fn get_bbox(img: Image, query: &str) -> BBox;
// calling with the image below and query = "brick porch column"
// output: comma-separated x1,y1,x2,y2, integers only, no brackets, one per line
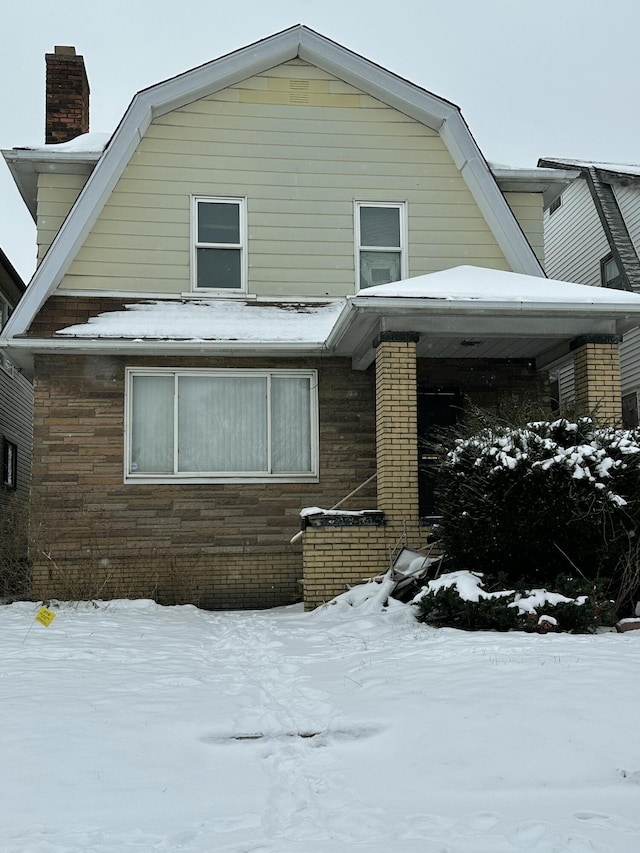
374,332,420,544
571,335,622,425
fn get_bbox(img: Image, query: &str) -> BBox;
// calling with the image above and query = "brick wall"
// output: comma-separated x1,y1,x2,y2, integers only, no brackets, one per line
375,338,420,540
29,352,376,607
302,525,390,610
573,342,622,425
45,47,90,145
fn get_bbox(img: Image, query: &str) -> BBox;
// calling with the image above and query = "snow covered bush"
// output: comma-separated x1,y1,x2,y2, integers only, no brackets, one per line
435,417,640,608
413,571,615,633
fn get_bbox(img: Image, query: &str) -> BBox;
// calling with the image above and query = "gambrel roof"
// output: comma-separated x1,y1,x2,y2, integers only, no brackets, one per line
2,25,545,341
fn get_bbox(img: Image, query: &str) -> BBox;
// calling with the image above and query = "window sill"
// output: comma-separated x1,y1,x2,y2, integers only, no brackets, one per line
124,474,319,485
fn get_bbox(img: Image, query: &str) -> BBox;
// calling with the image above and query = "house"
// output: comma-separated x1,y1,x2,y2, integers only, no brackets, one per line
0,245,32,595
3,27,640,610
538,157,640,425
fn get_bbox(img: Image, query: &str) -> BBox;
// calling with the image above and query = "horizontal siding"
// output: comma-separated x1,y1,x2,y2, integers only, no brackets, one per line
543,178,609,286
59,59,509,297
621,326,640,394
504,192,544,264
613,184,640,257
557,360,575,407
37,173,87,261
0,365,33,514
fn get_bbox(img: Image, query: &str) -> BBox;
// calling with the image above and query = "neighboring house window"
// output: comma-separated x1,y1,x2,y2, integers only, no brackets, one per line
125,368,318,482
601,254,623,289
549,196,562,216
192,197,246,291
356,202,407,290
2,438,17,489
0,296,9,329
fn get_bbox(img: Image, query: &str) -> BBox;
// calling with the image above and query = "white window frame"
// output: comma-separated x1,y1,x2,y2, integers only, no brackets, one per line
190,196,247,293
355,201,408,292
124,367,319,484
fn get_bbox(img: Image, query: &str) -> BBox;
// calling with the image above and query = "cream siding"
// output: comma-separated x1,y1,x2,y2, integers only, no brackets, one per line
543,178,609,286
37,173,87,263
613,183,640,258
503,192,544,265
58,60,510,297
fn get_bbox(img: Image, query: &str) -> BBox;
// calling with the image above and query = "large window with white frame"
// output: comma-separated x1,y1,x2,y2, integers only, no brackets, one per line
192,197,246,292
125,368,318,483
355,201,407,290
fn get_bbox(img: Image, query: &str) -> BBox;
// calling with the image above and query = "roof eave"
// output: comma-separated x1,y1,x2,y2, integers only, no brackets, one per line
2,148,102,221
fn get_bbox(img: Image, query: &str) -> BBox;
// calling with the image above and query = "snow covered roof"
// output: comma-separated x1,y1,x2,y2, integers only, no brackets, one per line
357,265,640,304
2,133,109,220
539,157,640,179
56,298,344,343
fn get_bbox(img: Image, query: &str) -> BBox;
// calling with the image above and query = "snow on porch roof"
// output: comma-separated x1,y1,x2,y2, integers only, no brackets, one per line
354,265,640,304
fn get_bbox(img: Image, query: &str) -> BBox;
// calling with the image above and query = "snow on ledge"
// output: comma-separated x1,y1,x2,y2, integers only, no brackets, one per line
56,299,345,342
300,507,378,518
13,132,110,155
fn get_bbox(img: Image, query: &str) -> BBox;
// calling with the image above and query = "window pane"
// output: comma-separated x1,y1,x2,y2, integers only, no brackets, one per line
196,247,241,289
360,206,400,248
178,376,268,472
360,250,401,288
131,375,174,473
271,377,312,472
197,201,240,244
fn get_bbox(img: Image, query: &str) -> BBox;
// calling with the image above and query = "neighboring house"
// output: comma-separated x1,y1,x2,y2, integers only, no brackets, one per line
539,157,640,424
3,27,640,610
0,245,32,593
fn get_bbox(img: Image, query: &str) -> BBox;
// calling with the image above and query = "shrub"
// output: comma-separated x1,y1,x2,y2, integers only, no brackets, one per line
413,571,615,633
434,417,640,608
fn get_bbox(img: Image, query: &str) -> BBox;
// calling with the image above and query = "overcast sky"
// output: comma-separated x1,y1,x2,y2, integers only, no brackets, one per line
2,0,639,283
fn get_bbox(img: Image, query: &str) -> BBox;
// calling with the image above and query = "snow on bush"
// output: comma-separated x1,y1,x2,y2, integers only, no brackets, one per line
435,417,640,599
412,570,615,633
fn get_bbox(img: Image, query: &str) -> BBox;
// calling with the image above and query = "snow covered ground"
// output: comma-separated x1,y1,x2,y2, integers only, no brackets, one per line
3,594,640,852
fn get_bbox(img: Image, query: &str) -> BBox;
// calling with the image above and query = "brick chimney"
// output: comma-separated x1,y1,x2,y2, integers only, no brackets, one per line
45,46,90,144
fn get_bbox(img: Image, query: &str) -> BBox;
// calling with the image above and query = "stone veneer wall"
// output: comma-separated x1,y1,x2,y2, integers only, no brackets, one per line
29,353,376,608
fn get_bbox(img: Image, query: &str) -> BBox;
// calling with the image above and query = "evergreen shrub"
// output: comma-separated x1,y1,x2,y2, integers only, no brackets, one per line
434,417,640,608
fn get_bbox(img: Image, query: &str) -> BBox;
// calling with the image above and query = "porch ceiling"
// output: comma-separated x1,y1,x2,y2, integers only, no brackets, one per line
327,267,640,370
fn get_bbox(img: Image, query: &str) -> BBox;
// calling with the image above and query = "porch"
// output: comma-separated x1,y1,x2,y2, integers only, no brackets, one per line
301,266,637,608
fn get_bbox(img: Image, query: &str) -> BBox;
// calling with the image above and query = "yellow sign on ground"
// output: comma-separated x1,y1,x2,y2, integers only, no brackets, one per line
35,606,56,627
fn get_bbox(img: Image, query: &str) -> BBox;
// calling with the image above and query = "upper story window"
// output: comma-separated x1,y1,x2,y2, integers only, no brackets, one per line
356,201,407,290
125,368,318,484
192,197,246,292
601,254,623,290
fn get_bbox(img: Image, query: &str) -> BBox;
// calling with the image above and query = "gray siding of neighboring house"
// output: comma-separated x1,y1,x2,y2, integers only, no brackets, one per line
543,178,609,286
612,183,640,260
0,358,33,552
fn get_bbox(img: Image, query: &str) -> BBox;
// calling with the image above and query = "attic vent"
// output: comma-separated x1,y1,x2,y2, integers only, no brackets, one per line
289,79,310,104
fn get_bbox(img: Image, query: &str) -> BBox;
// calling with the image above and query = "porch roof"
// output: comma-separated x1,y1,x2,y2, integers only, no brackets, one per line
7,266,640,376
328,266,640,370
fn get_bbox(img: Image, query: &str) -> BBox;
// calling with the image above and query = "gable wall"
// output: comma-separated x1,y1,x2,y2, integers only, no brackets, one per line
37,173,87,263
57,60,510,298
543,177,609,286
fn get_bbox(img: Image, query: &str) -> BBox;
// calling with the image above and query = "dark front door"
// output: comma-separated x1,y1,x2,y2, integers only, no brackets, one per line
418,387,462,518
